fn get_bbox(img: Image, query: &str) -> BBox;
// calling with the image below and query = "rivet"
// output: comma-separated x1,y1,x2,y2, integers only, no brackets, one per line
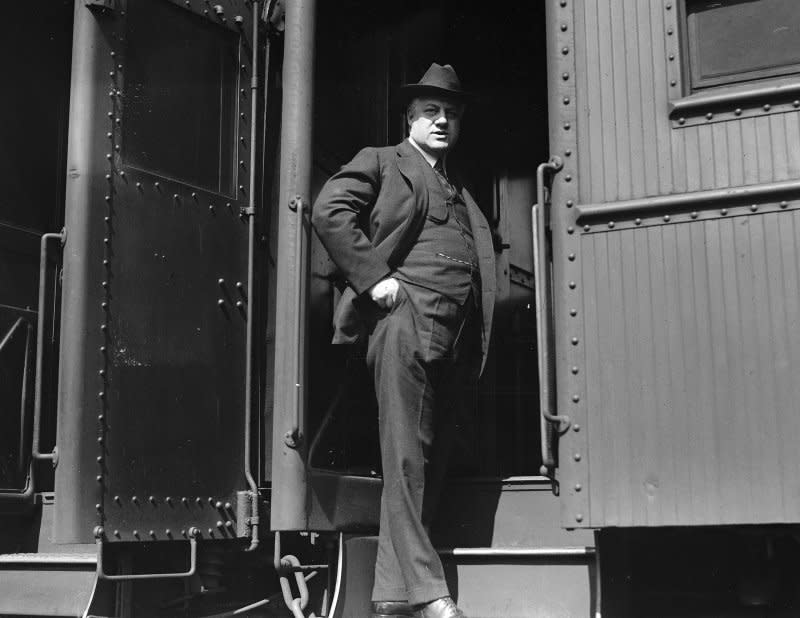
214,4,223,15
608,221,615,228
106,153,112,160
781,201,788,208
678,118,686,125
794,100,800,108
106,132,113,140
236,300,244,308
115,118,121,125
101,281,108,289
561,23,568,31
136,182,142,190
103,237,110,245
562,72,569,81
573,423,581,432
107,112,113,118
565,150,572,157
218,278,225,286
667,27,673,35
166,496,173,505
560,0,566,6
671,80,677,87
97,413,105,422
149,530,156,538
567,226,574,234
234,15,243,24
98,391,105,399
564,122,571,130
571,337,579,345
635,218,642,225
668,54,675,61
571,366,579,374
114,530,121,538
572,394,580,402
100,323,108,331
149,495,156,505
97,436,104,445
110,52,116,58
568,253,576,261
735,108,742,116
764,104,771,111
562,47,569,55
101,302,108,309
114,495,121,504
98,369,106,377
575,514,584,523
133,530,140,538
208,497,215,505
750,204,758,212
96,503,103,511
705,112,713,120
215,501,223,509
185,0,190,4
570,309,577,316
583,225,590,232
566,199,574,207
721,208,728,215
208,528,214,537
132,496,139,504
209,205,215,213
224,502,232,510
225,521,234,529
240,89,246,96
173,193,180,201
182,497,189,506
196,497,203,505
154,182,160,190
565,174,572,182
96,455,103,463
574,452,582,461
119,170,125,179
568,281,576,289
102,260,109,266
218,298,225,307
663,215,670,222
575,483,582,491
691,211,698,219
216,520,224,528
239,185,246,193
236,282,244,290
191,192,197,200
563,96,570,105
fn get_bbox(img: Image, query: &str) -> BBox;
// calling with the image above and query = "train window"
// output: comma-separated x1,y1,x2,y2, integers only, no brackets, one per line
123,0,238,195
684,0,800,90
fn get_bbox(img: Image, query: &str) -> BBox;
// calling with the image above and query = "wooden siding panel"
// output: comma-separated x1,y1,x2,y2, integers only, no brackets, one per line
579,212,800,526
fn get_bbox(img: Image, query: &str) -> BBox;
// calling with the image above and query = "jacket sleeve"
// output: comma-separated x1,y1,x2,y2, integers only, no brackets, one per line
311,147,391,295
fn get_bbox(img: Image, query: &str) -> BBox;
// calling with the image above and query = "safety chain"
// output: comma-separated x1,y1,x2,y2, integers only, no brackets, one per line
278,554,318,618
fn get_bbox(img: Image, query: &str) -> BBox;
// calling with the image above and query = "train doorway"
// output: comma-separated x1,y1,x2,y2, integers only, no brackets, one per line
298,0,551,517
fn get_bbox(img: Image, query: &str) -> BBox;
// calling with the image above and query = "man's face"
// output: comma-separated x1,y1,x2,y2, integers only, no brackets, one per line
407,96,463,157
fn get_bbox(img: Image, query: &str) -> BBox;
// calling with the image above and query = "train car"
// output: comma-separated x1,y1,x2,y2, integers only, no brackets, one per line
2,0,800,616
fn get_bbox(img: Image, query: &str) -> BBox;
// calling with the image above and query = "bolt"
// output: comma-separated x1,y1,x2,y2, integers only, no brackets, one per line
575,514,584,523
750,204,758,212
691,211,698,219
678,118,686,125
735,108,742,116
235,15,243,24
568,226,574,234
571,337,579,345
764,104,771,111
781,201,788,208
568,281,576,289
721,209,727,215
663,215,670,222
574,424,581,432
570,309,578,316
575,483,582,491
571,366,579,374
572,394,580,403
568,253,576,261
574,452,582,461
608,221,615,228
566,199,574,207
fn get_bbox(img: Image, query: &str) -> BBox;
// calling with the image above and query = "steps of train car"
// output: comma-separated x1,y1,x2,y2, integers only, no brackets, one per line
332,535,598,618
0,494,115,617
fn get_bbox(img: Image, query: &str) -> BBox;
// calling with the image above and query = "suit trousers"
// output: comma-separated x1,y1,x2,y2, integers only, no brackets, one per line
367,280,481,605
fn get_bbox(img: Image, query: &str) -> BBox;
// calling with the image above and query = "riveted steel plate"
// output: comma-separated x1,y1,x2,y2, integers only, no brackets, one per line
57,0,255,543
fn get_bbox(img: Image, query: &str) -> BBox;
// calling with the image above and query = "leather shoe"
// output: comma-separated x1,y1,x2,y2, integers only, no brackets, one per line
372,600,414,617
414,596,465,618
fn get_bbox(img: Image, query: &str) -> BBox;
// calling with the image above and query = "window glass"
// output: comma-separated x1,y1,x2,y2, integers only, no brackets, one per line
124,0,238,195
686,0,800,89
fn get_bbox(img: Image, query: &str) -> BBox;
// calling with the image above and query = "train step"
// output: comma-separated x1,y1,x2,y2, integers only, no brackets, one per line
330,535,599,618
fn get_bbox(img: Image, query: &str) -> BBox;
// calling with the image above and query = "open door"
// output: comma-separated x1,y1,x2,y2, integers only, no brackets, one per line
56,0,257,544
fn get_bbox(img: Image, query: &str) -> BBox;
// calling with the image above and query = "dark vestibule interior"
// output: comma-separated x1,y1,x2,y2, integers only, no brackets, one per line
306,1,550,479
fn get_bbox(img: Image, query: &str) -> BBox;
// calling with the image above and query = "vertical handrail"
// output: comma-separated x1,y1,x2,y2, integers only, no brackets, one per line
242,0,262,553
285,196,306,449
532,158,569,471
33,230,65,466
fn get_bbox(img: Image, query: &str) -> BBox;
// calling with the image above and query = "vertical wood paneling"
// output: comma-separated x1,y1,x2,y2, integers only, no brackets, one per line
579,211,800,526
574,0,800,204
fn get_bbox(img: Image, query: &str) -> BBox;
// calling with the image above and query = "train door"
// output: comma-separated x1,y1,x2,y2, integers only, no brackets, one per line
56,0,258,547
546,0,800,528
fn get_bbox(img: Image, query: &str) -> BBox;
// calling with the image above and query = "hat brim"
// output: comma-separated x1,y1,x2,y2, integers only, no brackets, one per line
397,84,471,104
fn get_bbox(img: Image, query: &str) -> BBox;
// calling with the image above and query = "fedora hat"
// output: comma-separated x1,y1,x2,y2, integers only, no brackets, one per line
399,63,470,102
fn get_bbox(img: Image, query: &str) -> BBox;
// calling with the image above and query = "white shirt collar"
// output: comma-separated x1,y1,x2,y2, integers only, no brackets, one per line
407,137,441,169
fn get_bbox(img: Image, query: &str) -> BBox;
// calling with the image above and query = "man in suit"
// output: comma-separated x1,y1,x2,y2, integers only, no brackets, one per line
312,63,495,618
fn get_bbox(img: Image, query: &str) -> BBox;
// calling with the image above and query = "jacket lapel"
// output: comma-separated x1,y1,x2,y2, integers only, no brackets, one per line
388,141,429,265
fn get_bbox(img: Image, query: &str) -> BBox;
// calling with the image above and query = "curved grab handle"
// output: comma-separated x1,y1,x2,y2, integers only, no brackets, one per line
96,535,198,581
532,158,570,471
33,231,65,466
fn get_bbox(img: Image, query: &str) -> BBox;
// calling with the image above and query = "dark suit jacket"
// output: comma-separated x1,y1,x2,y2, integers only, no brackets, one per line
311,140,496,371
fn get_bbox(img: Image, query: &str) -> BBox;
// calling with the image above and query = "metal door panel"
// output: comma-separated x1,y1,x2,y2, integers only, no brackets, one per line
57,0,254,543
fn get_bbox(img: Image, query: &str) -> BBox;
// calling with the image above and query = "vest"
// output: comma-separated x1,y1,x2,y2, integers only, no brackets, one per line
395,158,481,305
